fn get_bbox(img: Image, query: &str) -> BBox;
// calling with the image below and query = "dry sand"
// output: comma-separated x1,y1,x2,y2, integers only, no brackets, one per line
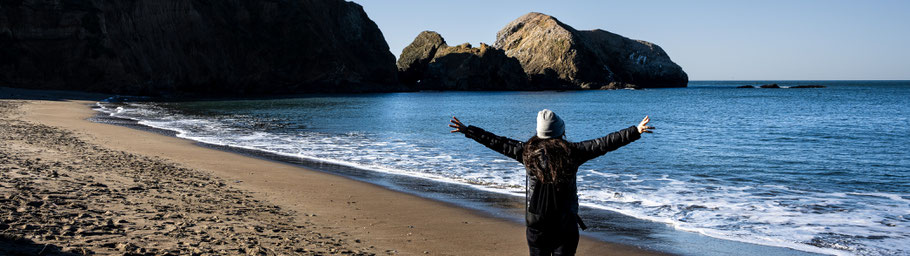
0,88,663,255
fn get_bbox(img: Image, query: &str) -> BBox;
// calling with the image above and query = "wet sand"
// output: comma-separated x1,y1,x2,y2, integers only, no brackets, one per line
0,87,663,255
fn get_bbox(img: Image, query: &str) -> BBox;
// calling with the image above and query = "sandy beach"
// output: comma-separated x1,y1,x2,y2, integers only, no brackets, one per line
0,88,662,255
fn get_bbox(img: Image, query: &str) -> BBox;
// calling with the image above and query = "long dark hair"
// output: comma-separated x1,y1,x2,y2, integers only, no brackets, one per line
522,136,574,184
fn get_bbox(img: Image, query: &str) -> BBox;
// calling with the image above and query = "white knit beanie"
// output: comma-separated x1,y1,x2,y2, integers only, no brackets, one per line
536,109,565,139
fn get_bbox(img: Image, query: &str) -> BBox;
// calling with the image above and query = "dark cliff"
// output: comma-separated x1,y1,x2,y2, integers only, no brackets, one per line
0,0,400,96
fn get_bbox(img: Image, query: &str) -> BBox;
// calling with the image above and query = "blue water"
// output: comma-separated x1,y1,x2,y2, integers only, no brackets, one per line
97,81,910,255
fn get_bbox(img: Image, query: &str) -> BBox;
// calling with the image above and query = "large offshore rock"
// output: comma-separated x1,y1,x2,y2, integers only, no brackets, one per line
396,31,447,87
422,42,528,90
0,0,400,96
397,31,527,90
494,12,687,89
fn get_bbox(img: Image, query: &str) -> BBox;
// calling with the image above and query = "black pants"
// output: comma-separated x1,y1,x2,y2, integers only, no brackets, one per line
526,223,579,256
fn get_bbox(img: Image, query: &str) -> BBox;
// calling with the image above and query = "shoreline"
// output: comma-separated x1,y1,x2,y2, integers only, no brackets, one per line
1,88,663,255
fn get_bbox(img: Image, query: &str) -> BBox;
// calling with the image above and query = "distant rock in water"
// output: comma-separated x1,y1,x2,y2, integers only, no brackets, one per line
737,85,756,88
0,0,399,96
494,12,687,89
790,85,826,88
760,84,781,88
397,31,528,90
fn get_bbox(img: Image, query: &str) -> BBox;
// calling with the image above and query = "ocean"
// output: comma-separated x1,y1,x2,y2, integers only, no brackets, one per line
95,81,909,256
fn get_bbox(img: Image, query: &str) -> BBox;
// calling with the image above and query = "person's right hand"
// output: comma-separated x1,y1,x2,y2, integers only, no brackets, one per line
637,115,654,134
449,116,467,134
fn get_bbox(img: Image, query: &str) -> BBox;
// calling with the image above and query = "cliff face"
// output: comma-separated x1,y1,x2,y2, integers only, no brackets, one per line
494,12,687,89
397,31,527,90
0,0,400,96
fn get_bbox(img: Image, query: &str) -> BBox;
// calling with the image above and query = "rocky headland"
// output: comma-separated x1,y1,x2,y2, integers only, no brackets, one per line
0,0,400,96
3,4,687,95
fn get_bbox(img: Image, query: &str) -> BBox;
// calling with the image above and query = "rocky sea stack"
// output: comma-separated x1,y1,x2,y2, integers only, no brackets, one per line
494,12,688,89
0,0,400,96
397,31,527,90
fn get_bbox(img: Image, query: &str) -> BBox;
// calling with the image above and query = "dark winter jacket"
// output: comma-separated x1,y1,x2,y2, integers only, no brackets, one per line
463,125,640,229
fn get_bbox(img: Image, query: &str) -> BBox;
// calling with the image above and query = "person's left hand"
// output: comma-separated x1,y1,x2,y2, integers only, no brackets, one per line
449,116,467,133
637,115,654,134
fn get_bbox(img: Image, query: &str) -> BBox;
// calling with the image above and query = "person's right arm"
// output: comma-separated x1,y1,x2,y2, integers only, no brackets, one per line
450,117,524,163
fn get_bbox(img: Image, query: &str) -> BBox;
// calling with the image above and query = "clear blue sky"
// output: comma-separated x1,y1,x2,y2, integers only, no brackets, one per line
356,0,910,80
